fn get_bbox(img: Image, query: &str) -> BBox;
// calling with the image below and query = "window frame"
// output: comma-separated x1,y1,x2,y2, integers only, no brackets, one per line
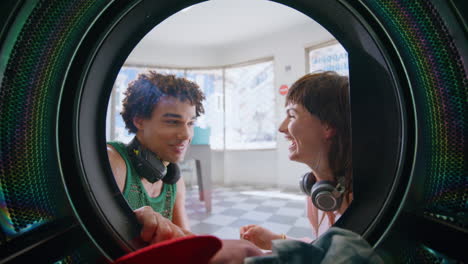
305,39,349,76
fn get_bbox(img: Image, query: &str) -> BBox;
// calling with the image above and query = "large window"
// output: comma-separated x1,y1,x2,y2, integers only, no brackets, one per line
307,40,348,76
225,61,275,149
106,59,275,150
185,69,224,149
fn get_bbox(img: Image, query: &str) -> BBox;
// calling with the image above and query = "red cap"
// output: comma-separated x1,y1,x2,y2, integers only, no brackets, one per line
114,235,222,264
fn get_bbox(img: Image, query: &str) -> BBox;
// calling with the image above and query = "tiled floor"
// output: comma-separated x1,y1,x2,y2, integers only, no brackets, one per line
185,185,316,241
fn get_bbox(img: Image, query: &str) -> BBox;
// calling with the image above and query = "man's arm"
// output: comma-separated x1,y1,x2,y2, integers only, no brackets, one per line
172,177,190,230
134,206,193,244
107,144,127,192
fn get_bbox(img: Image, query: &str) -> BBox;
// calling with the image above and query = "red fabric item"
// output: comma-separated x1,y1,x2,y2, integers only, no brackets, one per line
113,235,222,264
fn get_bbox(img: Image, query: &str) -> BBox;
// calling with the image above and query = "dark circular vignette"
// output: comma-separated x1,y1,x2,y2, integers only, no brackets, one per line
0,0,466,263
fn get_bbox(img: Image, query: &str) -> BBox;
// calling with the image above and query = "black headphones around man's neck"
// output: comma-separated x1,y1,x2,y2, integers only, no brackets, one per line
126,137,180,184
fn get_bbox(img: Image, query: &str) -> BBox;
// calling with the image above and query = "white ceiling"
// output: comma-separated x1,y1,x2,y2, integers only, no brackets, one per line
141,0,320,48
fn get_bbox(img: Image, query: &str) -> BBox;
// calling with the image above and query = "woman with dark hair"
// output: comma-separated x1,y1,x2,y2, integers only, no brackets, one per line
240,71,353,250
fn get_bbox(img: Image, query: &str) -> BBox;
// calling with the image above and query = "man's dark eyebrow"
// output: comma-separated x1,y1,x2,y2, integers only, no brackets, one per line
162,113,182,118
162,113,197,120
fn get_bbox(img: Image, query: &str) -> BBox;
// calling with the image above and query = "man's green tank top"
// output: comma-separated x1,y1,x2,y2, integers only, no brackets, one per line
107,141,177,220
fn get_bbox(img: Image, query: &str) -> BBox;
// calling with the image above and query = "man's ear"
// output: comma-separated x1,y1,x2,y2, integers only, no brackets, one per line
133,116,145,131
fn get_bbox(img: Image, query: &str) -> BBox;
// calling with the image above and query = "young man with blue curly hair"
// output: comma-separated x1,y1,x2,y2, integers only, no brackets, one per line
107,71,205,231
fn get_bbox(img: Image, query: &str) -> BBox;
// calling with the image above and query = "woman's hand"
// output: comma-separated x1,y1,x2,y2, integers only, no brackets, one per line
209,239,264,264
134,206,194,244
239,225,283,250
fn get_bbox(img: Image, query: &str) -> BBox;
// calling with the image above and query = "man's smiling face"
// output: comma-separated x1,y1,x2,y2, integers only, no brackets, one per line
134,96,197,163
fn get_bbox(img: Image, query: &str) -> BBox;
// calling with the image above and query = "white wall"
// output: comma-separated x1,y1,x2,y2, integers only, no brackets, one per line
125,21,336,189
127,41,224,68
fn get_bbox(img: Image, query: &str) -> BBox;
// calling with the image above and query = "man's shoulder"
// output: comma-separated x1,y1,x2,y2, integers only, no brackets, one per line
107,141,125,148
107,142,126,161
106,142,128,191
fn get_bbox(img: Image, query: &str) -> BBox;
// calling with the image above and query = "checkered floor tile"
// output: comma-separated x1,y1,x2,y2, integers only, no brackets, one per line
185,185,316,240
